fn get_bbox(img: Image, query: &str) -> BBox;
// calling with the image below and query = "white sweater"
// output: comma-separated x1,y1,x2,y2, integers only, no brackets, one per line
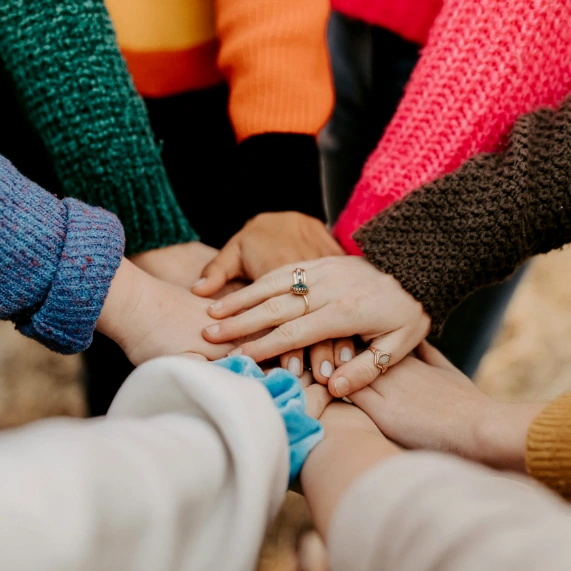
1,356,571,571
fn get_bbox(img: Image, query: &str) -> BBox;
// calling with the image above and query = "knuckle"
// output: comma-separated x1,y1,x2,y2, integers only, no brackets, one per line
277,320,301,343
264,274,283,291
263,297,283,318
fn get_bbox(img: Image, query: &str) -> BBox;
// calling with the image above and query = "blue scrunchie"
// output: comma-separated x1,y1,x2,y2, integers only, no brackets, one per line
215,355,323,483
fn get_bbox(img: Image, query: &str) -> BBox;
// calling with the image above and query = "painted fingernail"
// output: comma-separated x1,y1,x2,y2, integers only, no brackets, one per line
210,301,223,312
334,376,349,397
205,324,220,335
287,357,301,376
228,347,242,356
340,348,353,362
320,360,333,378
193,278,207,288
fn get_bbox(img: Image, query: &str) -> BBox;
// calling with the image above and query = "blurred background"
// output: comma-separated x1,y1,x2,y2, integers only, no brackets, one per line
2,246,571,570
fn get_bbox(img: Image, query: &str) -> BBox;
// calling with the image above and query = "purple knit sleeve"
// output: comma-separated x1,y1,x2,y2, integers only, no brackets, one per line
0,155,125,353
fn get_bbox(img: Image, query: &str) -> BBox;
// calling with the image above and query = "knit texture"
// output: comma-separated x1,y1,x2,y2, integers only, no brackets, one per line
215,356,323,484
0,0,197,256
335,0,571,254
331,0,442,45
214,0,333,141
355,95,571,334
526,393,571,500
0,155,125,354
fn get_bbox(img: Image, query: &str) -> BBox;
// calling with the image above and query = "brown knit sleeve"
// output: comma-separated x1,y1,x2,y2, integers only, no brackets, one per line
526,393,571,500
354,96,571,334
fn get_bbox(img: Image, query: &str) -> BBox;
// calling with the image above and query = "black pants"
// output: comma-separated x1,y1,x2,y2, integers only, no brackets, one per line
320,13,525,378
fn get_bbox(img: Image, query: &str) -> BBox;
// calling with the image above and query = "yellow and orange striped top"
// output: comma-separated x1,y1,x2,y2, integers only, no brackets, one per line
105,0,334,141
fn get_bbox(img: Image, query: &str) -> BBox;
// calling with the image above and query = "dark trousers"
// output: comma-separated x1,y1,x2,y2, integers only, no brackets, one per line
320,13,525,377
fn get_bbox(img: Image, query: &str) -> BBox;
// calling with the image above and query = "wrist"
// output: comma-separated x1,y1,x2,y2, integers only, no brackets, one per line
472,401,545,472
96,258,147,346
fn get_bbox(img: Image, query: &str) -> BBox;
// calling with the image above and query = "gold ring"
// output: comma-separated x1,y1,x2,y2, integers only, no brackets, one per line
367,347,391,374
291,267,309,296
302,294,309,316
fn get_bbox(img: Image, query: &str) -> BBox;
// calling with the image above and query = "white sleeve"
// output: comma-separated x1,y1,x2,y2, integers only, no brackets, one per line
328,452,571,571
0,357,289,571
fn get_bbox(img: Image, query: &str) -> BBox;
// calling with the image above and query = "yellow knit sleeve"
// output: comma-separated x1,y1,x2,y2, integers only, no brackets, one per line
214,0,334,141
526,393,571,500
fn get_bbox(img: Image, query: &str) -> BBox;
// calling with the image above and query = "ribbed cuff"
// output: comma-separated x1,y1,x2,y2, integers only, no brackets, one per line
235,133,326,222
107,166,199,256
215,356,323,484
526,393,571,499
17,198,125,354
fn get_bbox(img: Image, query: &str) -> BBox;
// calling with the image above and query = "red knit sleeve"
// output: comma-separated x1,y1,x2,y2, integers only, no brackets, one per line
334,0,571,254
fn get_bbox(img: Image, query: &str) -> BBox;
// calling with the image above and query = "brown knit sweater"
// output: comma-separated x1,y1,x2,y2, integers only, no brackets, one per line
355,95,571,335
355,95,571,498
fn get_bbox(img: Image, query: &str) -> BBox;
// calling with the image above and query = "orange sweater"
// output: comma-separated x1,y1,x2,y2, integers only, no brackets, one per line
105,0,333,142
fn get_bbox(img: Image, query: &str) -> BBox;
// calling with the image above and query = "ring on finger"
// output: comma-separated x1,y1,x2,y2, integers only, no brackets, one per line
367,347,391,374
291,267,309,295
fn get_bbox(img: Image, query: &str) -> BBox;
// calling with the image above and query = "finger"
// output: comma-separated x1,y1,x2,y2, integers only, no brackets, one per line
179,352,208,362
309,340,335,385
304,383,333,419
328,328,417,398
415,340,459,372
280,348,305,378
192,241,243,297
208,261,319,318
228,307,344,363
333,337,355,368
348,386,386,426
298,369,314,389
204,292,321,343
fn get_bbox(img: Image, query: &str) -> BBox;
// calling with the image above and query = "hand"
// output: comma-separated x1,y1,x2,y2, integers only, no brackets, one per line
350,342,544,472
203,256,431,397
97,258,235,365
191,212,344,296
130,241,219,290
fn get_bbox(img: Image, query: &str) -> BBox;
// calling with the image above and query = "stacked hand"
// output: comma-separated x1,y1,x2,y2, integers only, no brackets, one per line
203,256,431,397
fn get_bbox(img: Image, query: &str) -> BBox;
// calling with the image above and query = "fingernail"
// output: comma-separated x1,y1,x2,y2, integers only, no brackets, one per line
205,324,220,335
340,348,353,362
287,357,301,376
320,360,333,378
228,347,242,356
193,278,207,288
210,301,222,312
334,376,349,397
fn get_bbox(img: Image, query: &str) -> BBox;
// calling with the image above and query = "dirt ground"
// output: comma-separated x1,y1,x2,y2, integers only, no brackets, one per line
2,247,571,569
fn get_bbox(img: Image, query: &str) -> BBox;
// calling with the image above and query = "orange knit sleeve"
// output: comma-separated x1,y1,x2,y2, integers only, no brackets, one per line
526,393,571,500
214,0,334,142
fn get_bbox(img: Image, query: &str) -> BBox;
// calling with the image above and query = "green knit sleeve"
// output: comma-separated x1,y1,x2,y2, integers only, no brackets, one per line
0,0,199,255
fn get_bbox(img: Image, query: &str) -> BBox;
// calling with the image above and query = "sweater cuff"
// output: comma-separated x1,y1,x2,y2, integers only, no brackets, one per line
89,166,199,257
234,134,326,222
526,393,571,499
17,198,125,354
215,356,323,484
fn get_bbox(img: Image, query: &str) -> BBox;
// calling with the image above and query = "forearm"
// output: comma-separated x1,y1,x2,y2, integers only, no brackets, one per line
355,97,571,332
0,156,124,353
0,0,197,255
334,0,571,254
214,0,333,221
301,427,399,537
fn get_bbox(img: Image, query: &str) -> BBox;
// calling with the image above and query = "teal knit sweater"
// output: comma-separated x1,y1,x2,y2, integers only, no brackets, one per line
0,0,198,256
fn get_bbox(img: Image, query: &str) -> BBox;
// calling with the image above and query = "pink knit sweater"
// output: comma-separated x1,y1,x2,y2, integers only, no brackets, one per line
334,0,571,255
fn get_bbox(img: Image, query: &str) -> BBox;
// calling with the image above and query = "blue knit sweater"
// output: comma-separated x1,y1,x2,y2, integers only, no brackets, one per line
0,155,125,354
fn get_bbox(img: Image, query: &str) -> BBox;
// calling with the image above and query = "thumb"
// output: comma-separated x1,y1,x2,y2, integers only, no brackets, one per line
192,241,243,297
328,330,411,398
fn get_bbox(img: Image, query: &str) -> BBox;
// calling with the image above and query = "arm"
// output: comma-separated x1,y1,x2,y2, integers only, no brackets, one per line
355,95,571,333
0,0,197,256
335,0,571,253
301,402,571,571
0,357,289,571
213,0,333,222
